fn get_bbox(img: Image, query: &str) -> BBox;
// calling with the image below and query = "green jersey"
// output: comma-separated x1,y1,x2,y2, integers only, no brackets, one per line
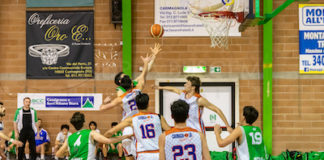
236,126,267,160
8,130,16,154
68,129,95,160
108,130,122,154
116,80,138,93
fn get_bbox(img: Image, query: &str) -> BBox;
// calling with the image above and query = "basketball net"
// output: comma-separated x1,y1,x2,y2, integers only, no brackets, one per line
189,0,242,48
199,14,233,48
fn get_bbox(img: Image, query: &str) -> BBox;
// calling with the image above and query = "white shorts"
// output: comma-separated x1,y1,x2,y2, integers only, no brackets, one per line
122,127,136,157
137,152,159,160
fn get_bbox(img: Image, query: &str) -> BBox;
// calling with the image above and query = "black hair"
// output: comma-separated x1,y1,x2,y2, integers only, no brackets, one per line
243,106,259,125
135,93,149,110
120,75,132,91
111,122,118,127
89,121,97,129
171,100,189,123
70,112,85,130
61,124,70,130
186,76,201,93
0,101,4,117
114,72,124,85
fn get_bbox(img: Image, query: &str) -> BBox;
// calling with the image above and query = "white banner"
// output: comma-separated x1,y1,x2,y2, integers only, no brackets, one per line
154,0,241,37
299,4,324,74
17,93,102,111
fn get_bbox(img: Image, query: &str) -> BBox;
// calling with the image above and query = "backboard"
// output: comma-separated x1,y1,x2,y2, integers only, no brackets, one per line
155,0,254,47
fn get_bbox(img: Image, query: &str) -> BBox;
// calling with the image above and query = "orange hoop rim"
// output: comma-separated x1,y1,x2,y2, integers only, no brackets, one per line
198,11,244,23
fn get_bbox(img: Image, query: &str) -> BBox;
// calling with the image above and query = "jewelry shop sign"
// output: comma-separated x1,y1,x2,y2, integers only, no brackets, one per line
299,4,324,74
26,11,94,79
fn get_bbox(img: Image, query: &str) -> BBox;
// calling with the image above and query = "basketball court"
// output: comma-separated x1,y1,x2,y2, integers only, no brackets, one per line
0,0,324,159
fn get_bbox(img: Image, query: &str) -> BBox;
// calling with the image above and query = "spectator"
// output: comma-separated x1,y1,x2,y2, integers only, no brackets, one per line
89,121,100,133
103,122,123,160
54,124,71,160
89,121,102,160
14,97,38,160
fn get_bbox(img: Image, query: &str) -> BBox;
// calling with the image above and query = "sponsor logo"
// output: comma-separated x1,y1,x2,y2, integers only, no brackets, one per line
82,96,94,108
31,98,44,105
172,132,192,139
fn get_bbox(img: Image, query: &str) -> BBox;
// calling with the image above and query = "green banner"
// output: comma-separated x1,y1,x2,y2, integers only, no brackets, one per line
26,0,94,8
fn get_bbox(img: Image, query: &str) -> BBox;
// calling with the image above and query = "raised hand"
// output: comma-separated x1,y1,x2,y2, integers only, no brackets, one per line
103,96,112,105
150,43,162,57
141,53,152,64
12,140,23,147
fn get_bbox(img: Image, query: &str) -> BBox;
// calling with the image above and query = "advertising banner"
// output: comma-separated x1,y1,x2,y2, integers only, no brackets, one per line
17,93,102,111
299,4,324,74
154,0,241,37
26,11,94,79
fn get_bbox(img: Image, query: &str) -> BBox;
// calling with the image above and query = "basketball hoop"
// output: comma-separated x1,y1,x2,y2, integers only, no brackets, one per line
197,11,244,48
188,0,247,48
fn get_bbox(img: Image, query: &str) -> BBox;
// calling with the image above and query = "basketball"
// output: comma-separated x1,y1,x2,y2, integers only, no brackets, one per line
150,24,164,38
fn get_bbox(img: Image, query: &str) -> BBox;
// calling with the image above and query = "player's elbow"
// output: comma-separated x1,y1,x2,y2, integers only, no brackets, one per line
218,143,226,148
218,140,230,148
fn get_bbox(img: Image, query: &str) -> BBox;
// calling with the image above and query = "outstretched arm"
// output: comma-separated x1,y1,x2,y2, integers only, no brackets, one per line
198,97,230,127
0,132,22,147
135,43,162,81
214,124,242,147
100,96,122,111
104,118,132,137
158,133,166,160
136,54,152,91
160,116,171,131
200,133,211,160
91,131,132,144
154,86,182,95
56,140,68,158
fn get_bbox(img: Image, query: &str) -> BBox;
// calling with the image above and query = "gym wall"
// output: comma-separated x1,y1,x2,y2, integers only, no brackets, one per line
0,0,323,154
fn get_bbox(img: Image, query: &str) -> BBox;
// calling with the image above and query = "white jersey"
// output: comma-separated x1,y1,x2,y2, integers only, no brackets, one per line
180,91,205,133
120,88,141,120
132,112,162,153
165,127,202,160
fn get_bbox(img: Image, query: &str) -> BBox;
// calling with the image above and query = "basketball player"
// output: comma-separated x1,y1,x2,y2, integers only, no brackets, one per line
100,54,152,159
159,100,211,160
55,112,131,160
0,102,23,153
114,43,162,97
104,93,170,160
214,106,267,160
156,76,231,133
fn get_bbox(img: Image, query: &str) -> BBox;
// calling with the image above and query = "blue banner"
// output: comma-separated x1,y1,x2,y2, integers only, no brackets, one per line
299,31,324,54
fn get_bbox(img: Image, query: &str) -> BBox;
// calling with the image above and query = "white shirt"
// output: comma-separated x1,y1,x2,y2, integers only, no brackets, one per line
56,131,72,143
